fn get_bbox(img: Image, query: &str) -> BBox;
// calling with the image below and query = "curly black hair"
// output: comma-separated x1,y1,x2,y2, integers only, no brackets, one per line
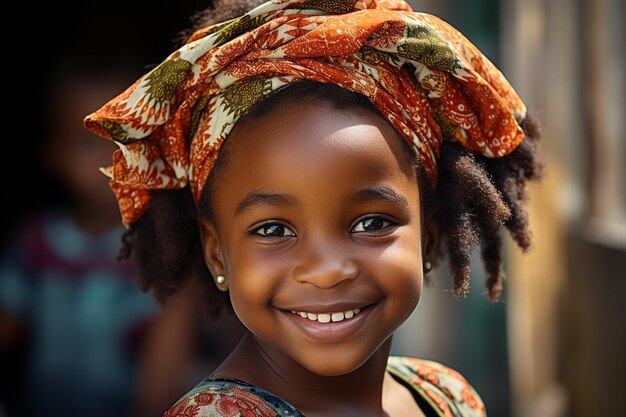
118,0,543,321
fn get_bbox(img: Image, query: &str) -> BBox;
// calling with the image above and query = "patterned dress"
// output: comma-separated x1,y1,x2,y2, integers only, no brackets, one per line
163,356,486,417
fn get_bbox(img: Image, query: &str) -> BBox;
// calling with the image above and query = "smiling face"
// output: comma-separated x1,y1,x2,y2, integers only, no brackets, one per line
200,91,432,377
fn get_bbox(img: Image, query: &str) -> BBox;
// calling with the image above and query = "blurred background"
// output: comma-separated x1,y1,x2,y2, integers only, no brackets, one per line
0,0,623,417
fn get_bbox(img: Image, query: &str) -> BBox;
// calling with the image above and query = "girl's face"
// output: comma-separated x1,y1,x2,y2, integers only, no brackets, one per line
201,99,434,377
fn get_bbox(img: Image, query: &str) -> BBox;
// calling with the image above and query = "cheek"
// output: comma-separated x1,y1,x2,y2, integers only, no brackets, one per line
373,229,424,322
224,250,286,326
381,247,423,304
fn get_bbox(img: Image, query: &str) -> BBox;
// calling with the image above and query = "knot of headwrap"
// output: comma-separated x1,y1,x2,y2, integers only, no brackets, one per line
84,0,526,226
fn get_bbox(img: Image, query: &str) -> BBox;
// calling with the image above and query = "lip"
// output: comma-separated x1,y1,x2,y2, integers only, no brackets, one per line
277,303,378,343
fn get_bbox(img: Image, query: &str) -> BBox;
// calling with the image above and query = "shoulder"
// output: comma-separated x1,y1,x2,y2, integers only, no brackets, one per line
163,379,303,417
387,356,487,417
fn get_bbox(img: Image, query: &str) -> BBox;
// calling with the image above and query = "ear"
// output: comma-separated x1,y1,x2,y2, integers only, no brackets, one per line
421,210,440,273
198,219,229,292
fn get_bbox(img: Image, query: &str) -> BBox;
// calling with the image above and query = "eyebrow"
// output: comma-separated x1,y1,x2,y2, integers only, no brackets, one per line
353,186,409,209
235,193,295,216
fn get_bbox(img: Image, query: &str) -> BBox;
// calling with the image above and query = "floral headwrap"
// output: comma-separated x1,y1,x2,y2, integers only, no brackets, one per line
84,0,526,226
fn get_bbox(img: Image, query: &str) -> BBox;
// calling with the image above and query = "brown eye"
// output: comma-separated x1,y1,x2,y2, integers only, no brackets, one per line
253,222,295,237
351,216,392,233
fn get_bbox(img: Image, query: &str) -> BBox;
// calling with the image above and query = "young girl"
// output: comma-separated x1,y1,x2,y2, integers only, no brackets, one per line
84,0,542,415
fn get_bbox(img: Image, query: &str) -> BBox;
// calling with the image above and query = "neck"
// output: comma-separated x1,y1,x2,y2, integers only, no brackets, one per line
215,331,393,416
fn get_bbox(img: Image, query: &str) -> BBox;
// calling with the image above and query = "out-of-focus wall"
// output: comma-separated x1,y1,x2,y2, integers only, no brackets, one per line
502,0,626,416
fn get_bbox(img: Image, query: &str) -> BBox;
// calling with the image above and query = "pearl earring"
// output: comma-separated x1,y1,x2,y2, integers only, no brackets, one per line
424,261,432,272
215,275,226,284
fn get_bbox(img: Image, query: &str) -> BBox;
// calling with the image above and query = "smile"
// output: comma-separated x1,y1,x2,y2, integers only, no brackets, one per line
280,303,376,342
290,308,362,323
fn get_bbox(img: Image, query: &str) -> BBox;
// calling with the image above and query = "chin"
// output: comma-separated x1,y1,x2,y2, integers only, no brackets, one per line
294,343,384,377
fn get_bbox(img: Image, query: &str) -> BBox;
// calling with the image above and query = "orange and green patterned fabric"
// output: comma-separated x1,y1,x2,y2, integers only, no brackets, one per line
84,0,526,226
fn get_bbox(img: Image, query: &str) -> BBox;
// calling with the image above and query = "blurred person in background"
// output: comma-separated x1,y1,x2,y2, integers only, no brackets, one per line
0,61,245,417
0,64,159,417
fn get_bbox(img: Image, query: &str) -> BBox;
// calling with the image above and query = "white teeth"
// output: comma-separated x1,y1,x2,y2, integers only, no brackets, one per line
318,314,331,323
331,312,344,322
295,308,362,323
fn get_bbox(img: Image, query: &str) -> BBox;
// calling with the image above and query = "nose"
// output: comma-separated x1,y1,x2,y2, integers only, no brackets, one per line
292,238,359,288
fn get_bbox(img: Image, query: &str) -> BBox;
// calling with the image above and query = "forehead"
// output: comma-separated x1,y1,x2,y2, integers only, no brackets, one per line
208,100,419,212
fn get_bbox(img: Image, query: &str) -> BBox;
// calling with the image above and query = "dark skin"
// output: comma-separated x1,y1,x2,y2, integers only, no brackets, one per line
200,99,438,416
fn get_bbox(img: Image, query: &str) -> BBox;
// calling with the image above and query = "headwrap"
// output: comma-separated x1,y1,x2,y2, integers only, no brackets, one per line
84,0,526,227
